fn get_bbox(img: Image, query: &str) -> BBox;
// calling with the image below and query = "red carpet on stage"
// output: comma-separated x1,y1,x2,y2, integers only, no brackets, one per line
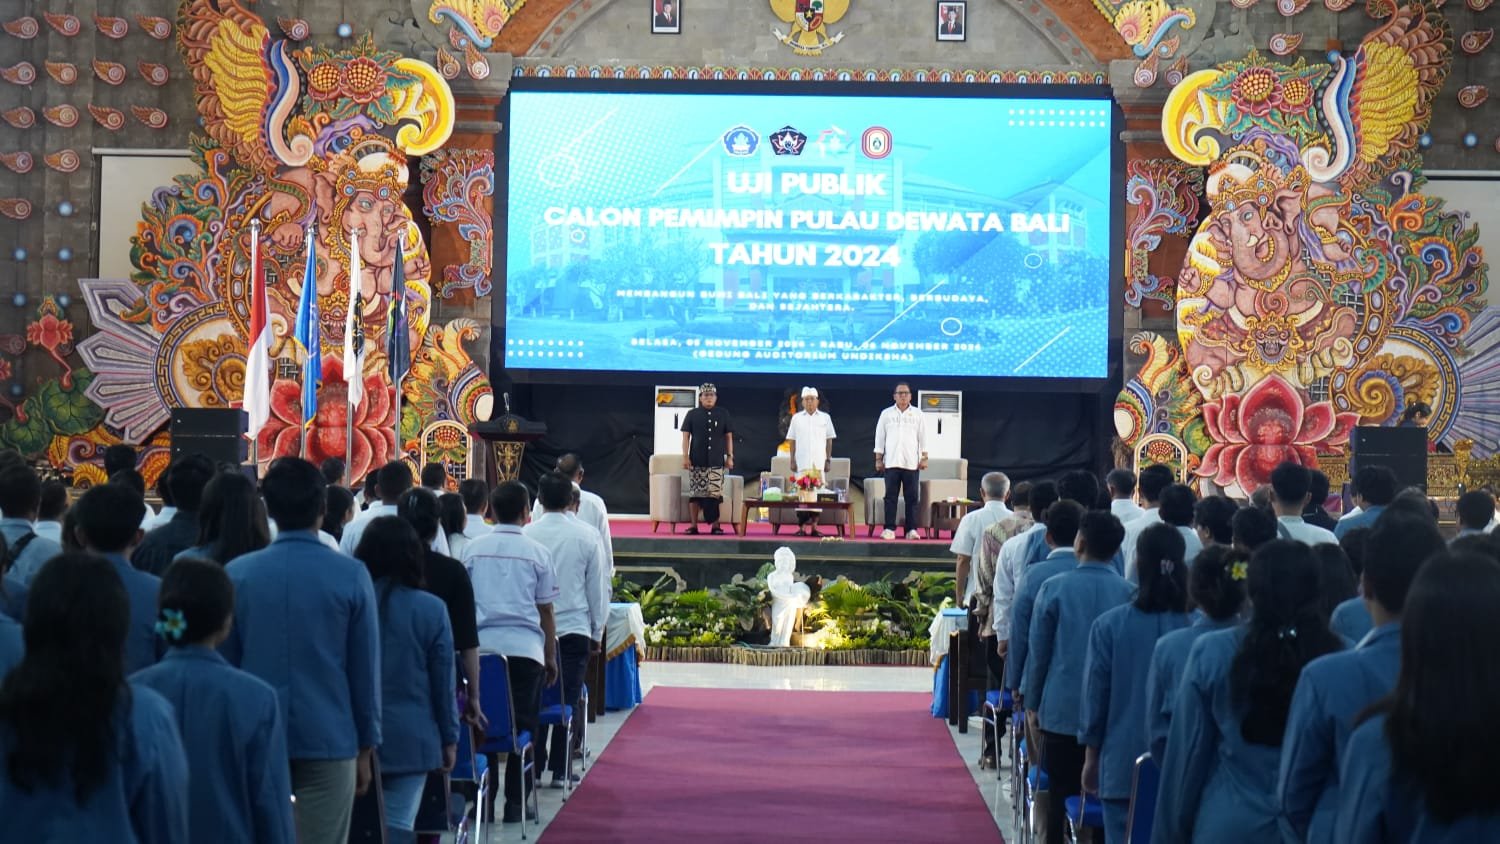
608,518,953,544
541,687,1002,843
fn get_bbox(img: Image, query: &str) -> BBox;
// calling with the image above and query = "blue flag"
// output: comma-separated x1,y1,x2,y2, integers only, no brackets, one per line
387,238,409,385
294,227,321,429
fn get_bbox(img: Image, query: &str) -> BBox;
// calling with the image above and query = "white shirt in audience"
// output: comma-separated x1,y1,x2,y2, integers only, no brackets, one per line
446,532,469,563
950,500,1012,603
461,514,491,539
265,520,341,550
1110,498,1144,523
341,501,449,556
993,522,1046,639
523,511,608,642
1274,515,1339,546
1119,507,1161,578
462,524,559,664
140,504,168,532
531,486,613,575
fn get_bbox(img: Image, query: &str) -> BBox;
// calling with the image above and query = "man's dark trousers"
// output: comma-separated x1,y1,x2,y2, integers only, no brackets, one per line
883,467,920,532
544,634,592,776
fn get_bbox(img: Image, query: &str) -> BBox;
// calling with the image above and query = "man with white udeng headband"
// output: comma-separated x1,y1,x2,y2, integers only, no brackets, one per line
786,387,837,536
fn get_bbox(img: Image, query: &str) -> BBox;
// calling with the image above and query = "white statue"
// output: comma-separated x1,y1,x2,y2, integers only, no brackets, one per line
767,546,811,647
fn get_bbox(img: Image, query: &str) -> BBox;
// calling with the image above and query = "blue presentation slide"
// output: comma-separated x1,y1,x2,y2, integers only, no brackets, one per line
503,86,1114,379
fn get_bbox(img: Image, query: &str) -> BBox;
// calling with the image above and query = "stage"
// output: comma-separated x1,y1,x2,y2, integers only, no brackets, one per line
609,517,956,590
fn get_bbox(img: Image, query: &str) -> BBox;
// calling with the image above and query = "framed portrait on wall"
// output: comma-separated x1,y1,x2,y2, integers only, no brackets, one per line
936,2,965,42
652,0,681,33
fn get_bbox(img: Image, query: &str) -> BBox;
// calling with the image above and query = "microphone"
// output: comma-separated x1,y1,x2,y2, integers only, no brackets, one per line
503,392,511,415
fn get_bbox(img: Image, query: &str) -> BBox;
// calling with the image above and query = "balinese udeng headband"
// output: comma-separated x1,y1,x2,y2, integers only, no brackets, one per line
801,387,818,398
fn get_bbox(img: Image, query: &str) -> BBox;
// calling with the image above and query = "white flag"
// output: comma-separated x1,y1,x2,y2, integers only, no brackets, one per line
244,223,272,441
343,229,365,410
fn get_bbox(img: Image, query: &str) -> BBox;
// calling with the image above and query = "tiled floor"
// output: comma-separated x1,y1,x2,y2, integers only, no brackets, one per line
453,663,1016,842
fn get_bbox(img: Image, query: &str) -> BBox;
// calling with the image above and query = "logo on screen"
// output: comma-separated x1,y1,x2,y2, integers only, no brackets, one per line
770,126,807,156
861,126,893,159
722,125,760,156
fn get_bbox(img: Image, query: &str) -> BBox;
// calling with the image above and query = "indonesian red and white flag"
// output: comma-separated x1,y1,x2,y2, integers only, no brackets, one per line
243,223,272,441
343,229,366,410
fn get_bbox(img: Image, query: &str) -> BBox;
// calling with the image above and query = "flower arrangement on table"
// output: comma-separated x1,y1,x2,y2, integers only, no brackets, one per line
791,468,823,501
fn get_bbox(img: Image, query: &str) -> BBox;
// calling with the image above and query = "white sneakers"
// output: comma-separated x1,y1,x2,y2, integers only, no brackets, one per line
880,528,923,540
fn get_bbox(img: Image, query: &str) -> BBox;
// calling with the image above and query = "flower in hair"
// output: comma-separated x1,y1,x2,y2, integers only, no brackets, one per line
1230,561,1248,582
154,608,186,641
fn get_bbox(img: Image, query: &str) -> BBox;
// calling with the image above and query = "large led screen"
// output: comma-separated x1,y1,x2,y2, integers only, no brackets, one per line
500,80,1117,382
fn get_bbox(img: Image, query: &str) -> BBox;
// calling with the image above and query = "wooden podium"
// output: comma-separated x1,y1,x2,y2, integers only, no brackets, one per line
470,412,547,486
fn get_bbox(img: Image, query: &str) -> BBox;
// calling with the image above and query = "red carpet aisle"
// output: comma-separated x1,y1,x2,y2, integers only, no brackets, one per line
541,687,1002,843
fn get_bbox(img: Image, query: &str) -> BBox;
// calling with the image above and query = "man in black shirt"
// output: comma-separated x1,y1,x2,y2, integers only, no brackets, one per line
678,383,735,534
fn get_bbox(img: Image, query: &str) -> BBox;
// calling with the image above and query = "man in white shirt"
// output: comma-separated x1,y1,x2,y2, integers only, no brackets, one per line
460,481,558,823
342,461,450,556
950,472,1012,605
530,454,613,575
786,387,837,536
1269,461,1339,545
1106,468,1143,523
458,478,492,539
873,381,927,541
523,472,607,788
993,481,1059,650
1119,463,1174,578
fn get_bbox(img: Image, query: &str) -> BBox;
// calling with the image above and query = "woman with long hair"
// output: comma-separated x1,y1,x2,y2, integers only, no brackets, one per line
1336,552,1500,840
438,492,470,561
1081,523,1192,843
0,552,189,840
132,557,295,843
183,471,271,565
1146,543,1249,759
354,517,458,838
323,485,356,542
1311,543,1358,626
1153,540,1344,843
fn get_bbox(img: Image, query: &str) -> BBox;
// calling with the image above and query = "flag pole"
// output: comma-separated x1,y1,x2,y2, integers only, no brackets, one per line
346,228,359,476
248,218,261,471
300,222,315,459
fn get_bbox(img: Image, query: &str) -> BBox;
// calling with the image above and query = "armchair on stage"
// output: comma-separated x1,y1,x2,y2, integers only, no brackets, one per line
863,457,969,536
648,453,745,533
758,456,852,533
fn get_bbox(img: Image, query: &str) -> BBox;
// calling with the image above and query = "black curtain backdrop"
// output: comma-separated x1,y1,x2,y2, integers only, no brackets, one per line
506,382,1113,514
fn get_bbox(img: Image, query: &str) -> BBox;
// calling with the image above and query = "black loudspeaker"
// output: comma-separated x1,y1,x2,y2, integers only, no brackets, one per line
1350,426,1428,491
170,408,248,465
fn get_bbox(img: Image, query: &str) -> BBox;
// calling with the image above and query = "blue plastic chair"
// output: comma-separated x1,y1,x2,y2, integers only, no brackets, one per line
1125,753,1160,844
450,726,488,844
980,689,1010,780
538,644,578,800
475,652,537,839
1065,793,1105,844
1021,747,1049,844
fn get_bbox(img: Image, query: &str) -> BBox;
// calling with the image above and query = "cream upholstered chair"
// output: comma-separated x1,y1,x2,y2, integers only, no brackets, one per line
648,453,744,533
758,456,852,533
863,457,969,536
